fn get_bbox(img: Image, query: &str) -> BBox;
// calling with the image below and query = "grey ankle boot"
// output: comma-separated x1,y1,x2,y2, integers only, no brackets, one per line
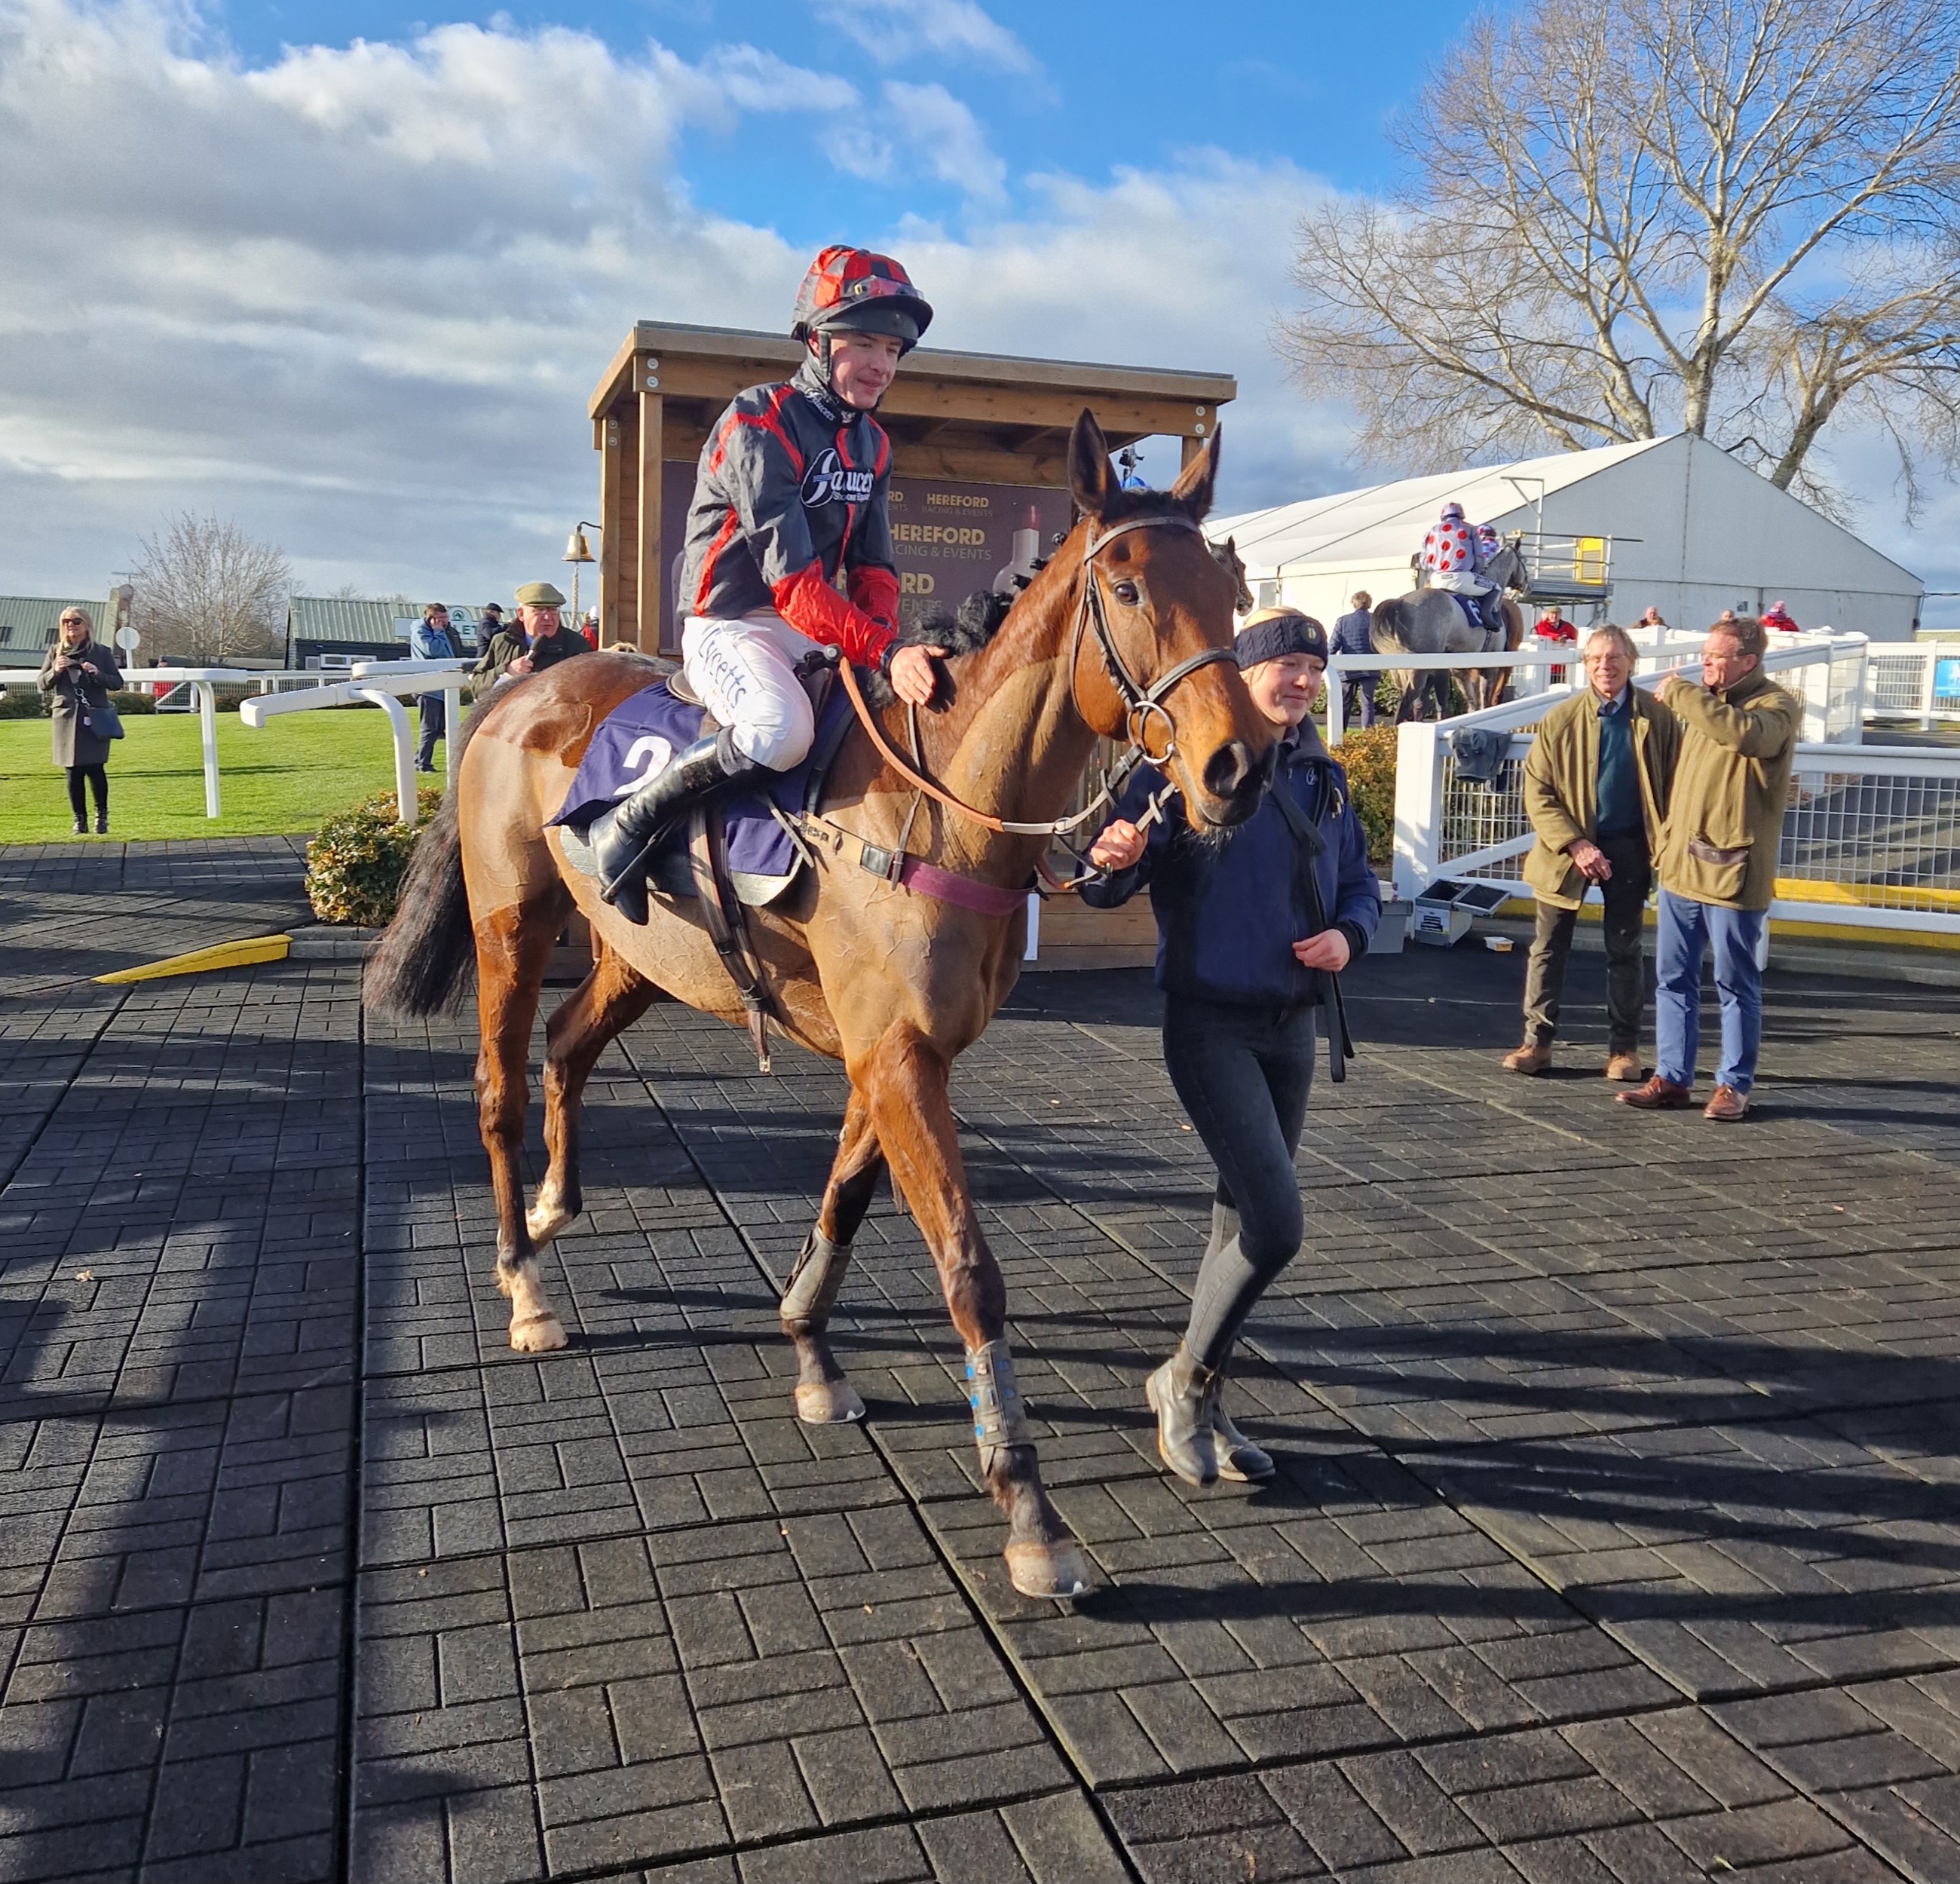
1144,1346,1220,1487
1212,1389,1275,1482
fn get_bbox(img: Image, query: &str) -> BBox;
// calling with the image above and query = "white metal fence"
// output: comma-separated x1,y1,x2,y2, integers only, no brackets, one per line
0,660,470,823
1867,643,1960,728
1389,634,1960,939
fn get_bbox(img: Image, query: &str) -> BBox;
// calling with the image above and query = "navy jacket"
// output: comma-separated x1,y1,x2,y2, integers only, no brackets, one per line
1082,723,1381,1006
1330,608,1377,661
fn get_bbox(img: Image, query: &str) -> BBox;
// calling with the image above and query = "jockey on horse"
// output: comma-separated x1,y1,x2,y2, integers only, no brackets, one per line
591,245,945,922
1419,501,1505,646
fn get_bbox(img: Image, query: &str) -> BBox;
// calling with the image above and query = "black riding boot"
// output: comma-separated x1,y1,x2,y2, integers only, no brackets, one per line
590,728,755,924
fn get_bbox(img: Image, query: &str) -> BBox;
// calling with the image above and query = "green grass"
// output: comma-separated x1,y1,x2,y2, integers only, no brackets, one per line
0,708,443,842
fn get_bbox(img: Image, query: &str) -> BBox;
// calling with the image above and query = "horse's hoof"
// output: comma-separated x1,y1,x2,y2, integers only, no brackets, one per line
795,1379,865,1424
525,1204,574,1248
509,1311,568,1353
1005,1539,1092,1601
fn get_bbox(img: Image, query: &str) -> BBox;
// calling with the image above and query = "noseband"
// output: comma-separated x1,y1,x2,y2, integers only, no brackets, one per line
1070,513,1239,764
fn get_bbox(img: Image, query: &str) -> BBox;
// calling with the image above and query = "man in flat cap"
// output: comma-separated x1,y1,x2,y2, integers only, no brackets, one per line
473,581,590,685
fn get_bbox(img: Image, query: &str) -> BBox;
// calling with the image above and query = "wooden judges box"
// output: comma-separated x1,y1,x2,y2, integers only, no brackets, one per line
587,321,1234,653
585,323,1235,969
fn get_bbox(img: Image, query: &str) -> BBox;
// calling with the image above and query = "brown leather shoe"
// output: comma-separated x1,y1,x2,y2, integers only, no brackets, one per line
1615,1074,1694,1110
1502,1042,1553,1076
1603,1052,1643,1083
1703,1084,1750,1121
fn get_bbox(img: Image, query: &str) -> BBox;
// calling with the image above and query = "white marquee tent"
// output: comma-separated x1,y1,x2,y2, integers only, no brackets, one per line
1211,433,1923,642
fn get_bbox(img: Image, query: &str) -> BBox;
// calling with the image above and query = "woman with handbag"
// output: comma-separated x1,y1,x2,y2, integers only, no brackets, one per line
39,608,124,835
1081,608,1380,1486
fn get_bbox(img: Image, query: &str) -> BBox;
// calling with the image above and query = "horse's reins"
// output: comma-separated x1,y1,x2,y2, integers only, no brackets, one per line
833,513,1236,845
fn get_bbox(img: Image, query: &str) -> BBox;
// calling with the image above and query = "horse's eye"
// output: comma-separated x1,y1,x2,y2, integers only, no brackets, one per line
1113,581,1140,606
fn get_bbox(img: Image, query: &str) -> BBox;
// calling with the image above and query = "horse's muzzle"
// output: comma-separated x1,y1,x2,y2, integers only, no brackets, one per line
1200,740,1264,825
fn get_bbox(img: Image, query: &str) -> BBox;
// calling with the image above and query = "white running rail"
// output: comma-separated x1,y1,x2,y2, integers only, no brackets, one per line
1389,635,1959,938
0,660,470,821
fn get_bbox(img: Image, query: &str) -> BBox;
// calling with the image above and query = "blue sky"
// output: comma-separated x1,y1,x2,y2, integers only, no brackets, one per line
0,0,1952,618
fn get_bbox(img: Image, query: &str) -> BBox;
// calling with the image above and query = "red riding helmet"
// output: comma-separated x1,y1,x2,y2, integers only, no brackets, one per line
790,246,933,353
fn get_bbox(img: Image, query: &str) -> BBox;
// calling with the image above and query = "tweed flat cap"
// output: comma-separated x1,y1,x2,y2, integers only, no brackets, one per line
514,581,566,608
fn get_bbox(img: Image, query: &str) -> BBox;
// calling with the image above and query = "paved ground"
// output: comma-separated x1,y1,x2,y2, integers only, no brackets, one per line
4,839,1960,1882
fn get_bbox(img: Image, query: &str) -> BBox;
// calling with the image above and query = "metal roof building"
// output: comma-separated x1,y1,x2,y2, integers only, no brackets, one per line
0,596,119,660
286,598,485,667
1211,433,1925,643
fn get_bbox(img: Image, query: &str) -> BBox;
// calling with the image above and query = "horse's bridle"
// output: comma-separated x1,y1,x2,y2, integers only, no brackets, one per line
834,509,1240,843
1067,513,1239,769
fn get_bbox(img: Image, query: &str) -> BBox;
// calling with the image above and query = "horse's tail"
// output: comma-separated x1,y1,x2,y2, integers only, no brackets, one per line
1369,599,1411,655
362,701,486,1019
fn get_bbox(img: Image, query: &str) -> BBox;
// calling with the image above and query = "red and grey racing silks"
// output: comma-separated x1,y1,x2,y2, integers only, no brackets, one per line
678,357,899,667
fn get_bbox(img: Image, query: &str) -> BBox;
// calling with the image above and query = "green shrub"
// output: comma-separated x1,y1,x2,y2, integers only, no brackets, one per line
1334,724,1398,865
305,787,443,927
109,690,158,715
0,686,45,719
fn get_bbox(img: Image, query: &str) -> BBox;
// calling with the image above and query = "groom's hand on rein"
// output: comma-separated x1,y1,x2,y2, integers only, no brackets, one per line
890,643,946,708
1088,820,1147,872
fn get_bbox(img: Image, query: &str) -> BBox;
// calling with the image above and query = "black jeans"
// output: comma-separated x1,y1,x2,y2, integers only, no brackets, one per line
416,693,445,770
1523,830,1651,1052
1162,995,1315,1369
65,764,107,821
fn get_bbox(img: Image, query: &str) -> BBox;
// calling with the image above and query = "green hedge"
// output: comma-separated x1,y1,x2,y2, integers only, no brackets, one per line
1334,724,1397,865
305,787,443,927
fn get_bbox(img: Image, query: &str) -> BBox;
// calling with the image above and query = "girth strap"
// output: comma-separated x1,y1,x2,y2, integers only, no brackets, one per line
688,804,776,1072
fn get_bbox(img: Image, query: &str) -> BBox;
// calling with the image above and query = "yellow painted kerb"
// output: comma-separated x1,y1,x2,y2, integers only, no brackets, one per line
95,935,292,985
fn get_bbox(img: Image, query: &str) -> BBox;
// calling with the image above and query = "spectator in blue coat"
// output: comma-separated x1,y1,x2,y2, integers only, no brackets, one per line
410,602,463,774
1329,590,1380,728
1083,607,1380,1489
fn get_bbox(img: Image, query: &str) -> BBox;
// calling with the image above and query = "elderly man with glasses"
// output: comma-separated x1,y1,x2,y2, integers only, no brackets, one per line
1505,625,1680,1083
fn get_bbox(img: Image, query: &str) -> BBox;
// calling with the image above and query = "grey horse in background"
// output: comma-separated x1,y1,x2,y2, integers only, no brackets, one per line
1371,539,1531,721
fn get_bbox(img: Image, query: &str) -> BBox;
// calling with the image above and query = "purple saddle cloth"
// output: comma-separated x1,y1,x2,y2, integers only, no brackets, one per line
548,679,848,881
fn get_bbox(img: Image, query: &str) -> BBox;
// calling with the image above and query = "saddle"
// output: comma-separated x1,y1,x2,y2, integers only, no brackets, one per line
550,657,854,1071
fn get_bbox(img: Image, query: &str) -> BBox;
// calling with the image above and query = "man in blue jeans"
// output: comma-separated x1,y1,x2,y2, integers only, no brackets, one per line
1618,615,1800,1121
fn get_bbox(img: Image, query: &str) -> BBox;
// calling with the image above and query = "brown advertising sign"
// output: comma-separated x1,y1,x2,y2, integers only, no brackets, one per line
655,464,1073,650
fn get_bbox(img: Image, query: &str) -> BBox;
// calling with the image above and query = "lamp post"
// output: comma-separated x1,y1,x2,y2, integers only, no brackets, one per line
564,522,599,635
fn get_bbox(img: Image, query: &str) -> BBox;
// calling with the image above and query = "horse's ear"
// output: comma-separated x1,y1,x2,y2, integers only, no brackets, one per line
1068,410,1113,517
1169,425,1220,519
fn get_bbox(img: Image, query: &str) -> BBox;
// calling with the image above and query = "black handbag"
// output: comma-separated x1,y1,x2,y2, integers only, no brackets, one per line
75,671,124,740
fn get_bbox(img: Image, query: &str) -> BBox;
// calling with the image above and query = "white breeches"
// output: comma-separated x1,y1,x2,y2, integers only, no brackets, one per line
680,611,819,770
1429,571,1491,596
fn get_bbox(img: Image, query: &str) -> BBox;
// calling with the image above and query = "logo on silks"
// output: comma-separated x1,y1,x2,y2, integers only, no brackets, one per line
801,449,874,509
611,736,672,795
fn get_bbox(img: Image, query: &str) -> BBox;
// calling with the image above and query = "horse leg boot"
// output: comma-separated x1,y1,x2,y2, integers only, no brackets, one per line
590,728,755,924
784,1089,882,1425
865,1025,1091,1601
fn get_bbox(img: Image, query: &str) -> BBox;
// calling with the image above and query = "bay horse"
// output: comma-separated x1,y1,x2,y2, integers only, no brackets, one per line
362,412,1270,1601
1370,538,1530,719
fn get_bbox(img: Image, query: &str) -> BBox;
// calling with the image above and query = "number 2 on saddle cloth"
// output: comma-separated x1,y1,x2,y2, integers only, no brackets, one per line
547,668,852,1071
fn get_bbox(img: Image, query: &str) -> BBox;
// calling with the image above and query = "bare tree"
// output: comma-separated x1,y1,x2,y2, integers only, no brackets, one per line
1278,0,1960,510
130,513,292,663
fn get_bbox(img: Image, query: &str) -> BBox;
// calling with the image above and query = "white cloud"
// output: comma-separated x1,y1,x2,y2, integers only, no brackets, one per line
2,0,1946,617
811,0,1034,72
881,81,1007,202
